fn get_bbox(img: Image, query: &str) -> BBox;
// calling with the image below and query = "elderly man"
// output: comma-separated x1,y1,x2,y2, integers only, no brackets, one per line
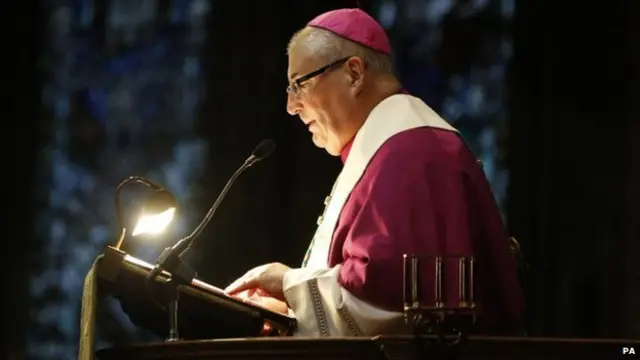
225,8,525,337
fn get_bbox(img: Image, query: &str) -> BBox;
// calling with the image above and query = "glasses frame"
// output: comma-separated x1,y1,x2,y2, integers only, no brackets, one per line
287,57,351,95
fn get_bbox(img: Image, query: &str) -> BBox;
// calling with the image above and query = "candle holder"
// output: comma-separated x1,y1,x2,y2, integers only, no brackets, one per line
402,254,478,346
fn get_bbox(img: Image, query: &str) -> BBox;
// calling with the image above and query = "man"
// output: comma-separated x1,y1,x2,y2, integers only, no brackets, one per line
225,8,525,337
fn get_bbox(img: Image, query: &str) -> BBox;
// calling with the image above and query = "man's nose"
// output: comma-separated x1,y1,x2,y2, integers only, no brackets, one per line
286,92,301,116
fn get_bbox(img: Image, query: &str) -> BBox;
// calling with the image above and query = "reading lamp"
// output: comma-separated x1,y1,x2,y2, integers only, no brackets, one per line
113,176,177,250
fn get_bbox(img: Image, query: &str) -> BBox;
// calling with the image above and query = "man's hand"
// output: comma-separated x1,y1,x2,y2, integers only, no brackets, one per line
234,289,289,314
224,262,291,301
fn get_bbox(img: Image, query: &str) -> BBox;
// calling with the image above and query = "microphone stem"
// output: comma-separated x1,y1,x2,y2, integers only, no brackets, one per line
145,142,271,286
176,159,256,256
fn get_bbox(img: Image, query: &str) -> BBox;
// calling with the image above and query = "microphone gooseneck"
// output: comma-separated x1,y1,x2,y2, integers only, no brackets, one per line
178,138,276,255
146,139,276,283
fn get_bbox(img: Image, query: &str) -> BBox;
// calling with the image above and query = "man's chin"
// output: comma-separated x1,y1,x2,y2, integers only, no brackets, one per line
324,147,341,156
311,136,340,156
311,137,325,149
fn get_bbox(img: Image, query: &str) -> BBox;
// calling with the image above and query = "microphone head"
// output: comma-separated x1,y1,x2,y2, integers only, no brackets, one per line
251,139,276,161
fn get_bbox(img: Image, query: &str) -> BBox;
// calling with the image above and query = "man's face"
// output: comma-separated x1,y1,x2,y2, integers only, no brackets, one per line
286,48,356,156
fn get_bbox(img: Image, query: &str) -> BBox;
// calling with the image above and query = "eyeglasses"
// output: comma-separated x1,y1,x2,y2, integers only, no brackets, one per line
287,57,351,96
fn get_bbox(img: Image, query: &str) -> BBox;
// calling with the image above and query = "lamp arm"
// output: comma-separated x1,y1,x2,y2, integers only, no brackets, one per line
113,176,165,250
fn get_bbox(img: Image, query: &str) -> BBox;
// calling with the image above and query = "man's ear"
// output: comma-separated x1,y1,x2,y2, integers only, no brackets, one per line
345,57,366,92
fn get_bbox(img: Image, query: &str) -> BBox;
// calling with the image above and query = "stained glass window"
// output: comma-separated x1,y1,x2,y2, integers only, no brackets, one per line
34,1,211,358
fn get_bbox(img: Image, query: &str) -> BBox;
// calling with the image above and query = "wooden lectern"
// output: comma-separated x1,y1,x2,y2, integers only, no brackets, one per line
78,245,296,360
96,335,640,360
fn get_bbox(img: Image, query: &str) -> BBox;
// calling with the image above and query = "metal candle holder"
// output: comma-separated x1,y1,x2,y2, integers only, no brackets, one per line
402,254,478,343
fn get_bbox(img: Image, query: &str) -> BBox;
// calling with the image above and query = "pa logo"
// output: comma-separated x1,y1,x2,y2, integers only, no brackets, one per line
623,347,636,355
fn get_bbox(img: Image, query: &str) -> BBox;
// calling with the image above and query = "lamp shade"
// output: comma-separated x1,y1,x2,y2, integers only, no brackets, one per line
132,189,177,236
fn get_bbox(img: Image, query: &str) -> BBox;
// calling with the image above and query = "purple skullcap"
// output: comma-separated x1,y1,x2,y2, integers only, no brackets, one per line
307,8,391,55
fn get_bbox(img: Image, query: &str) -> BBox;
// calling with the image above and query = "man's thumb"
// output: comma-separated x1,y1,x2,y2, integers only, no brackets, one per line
225,279,255,295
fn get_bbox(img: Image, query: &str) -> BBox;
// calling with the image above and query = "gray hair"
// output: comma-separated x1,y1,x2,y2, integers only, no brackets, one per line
287,27,396,77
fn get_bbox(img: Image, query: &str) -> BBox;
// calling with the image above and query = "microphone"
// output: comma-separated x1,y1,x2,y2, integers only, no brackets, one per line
245,138,276,166
146,139,276,284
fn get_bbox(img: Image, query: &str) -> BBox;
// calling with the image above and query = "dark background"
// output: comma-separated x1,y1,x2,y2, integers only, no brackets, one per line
5,0,639,359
